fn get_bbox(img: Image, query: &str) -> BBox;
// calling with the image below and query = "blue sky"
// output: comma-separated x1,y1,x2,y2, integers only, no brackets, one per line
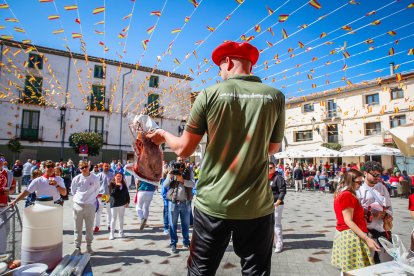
1,0,413,99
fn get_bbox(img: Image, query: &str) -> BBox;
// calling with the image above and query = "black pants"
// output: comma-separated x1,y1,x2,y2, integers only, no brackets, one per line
369,229,392,264
187,208,274,276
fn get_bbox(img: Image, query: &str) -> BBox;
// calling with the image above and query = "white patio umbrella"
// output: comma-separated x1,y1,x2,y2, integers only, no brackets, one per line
340,144,401,158
389,124,414,157
302,147,341,158
274,149,307,159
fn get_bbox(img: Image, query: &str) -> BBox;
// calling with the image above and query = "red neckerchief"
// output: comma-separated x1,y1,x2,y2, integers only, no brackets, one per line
43,173,56,179
268,172,276,180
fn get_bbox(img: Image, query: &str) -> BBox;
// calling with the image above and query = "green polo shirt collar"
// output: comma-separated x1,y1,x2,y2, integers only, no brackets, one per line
227,75,262,83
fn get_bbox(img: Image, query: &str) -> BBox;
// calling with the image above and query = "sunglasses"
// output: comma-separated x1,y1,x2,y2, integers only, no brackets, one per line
269,167,275,169
369,172,381,178
79,166,88,170
46,165,55,168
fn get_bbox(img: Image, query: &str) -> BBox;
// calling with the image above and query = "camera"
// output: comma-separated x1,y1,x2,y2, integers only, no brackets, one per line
170,161,191,181
170,161,185,176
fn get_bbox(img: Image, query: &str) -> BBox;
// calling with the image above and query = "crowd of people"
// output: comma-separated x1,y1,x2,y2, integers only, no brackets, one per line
268,159,414,273
1,155,199,255
273,160,412,197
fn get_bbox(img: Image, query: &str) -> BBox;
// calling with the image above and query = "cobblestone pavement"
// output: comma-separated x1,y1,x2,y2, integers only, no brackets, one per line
55,189,412,276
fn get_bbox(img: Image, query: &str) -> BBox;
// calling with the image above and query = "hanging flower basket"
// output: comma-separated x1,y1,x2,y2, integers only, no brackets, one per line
7,138,23,153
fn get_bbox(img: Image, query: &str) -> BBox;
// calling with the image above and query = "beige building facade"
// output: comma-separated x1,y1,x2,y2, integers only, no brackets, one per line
283,71,414,169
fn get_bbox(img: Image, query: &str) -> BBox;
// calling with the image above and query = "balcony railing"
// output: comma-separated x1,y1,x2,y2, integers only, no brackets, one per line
86,96,110,112
327,134,339,143
18,90,46,106
322,109,339,121
85,129,108,144
143,104,164,118
16,124,43,141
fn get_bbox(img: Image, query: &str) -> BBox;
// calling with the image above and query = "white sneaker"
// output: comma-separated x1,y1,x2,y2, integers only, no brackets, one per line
163,229,169,235
109,234,115,240
274,247,283,253
119,232,126,238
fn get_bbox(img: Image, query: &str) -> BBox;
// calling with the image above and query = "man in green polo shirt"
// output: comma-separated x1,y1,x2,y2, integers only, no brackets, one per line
147,41,285,275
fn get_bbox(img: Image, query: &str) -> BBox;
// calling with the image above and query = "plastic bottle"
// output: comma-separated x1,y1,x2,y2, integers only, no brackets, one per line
366,206,373,223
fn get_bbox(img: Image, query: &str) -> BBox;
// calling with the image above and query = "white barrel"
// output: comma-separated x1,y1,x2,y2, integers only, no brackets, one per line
21,196,63,269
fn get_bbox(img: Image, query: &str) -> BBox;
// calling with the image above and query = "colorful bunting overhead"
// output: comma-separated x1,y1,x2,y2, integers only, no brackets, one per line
92,7,105,14
308,0,322,9
63,5,77,11
0,0,412,117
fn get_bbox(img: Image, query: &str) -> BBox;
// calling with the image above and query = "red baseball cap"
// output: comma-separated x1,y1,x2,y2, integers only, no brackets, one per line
212,41,259,66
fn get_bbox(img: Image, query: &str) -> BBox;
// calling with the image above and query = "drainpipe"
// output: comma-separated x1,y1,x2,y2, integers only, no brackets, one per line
60,56,71,161
389,62,395,76
119,69,132,161
0,44,3,82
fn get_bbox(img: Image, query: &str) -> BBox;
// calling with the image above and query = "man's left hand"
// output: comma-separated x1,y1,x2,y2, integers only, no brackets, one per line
146,129,166,145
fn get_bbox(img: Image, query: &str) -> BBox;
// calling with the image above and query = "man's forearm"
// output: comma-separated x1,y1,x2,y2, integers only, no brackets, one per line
13,190,30,204
163,131,185,157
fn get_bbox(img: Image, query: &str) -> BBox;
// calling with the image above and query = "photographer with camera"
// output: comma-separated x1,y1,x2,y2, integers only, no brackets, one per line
163,159,194,254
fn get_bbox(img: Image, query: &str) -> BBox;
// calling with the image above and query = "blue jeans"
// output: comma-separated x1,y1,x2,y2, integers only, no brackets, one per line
163,198,169,230
168,201,191,246
22,175,31,186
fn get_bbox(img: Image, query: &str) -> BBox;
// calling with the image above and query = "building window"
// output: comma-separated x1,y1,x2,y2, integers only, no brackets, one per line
294,130,313,142
303,103,314,113
149,75,159,88
327,124,338,143
365,122,381,136
366,93,379,106
89,116,104,133
146,93,160,116
21,110,40,140
94,65,105,79
390,115,406,128
327,99,337,118
390,87,404,100
28,53,43,70
89,85,106,111
22,76,43,104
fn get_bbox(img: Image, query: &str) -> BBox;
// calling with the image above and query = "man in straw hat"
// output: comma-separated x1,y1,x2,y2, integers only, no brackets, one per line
148,41,285,275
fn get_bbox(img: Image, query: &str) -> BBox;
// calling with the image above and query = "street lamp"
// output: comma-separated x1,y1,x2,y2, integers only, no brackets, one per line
59,106,67,161
311,117,320,134
178,120,186,136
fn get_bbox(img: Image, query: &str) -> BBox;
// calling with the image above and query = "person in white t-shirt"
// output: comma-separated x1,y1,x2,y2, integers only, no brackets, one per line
71,160,100,254
356,161,393,264
11,160,67,205
22,159,33,187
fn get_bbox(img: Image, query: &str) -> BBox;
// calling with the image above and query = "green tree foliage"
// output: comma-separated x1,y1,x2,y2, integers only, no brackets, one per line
69,132,103,156
321,142,342,151
7,139,23,153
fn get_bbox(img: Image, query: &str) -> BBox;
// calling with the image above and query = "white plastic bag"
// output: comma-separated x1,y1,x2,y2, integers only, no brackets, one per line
126,115,163,186
378,234,414,274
